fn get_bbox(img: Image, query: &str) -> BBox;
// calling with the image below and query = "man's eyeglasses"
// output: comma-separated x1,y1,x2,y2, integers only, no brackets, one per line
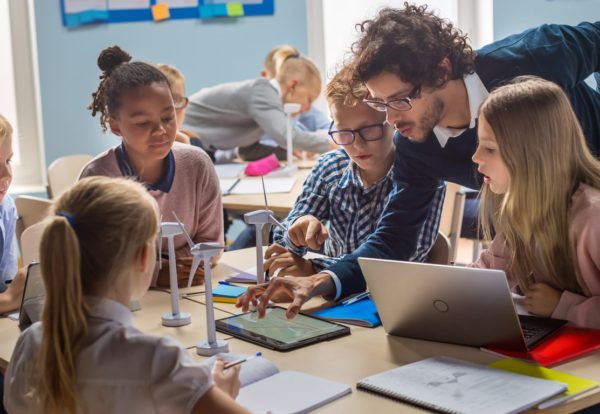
173,96,189,110
328,121,386,146
363,85,420,112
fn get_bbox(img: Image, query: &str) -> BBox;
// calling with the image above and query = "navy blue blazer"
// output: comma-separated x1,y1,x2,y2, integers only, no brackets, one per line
326,22,600,298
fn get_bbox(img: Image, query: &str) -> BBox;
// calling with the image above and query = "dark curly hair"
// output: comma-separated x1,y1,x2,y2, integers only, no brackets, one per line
352,3,475,90
88,45,170,132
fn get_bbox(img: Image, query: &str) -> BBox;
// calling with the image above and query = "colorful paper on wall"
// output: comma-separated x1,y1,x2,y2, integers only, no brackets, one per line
107,0,150,10
199,4,227,17
63,0,109,27
226,2,244,16
151,2,171,21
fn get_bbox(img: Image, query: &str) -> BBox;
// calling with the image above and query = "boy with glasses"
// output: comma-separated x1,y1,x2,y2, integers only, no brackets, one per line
263,66,444,278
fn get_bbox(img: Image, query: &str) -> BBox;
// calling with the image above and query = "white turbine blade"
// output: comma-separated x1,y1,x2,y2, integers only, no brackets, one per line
187,255,202,289
172,211,195,248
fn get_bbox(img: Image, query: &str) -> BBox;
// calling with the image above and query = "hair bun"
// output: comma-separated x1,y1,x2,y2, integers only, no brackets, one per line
97,46,132,74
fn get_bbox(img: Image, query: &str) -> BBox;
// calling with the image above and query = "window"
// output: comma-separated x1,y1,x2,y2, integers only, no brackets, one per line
0,0,45,192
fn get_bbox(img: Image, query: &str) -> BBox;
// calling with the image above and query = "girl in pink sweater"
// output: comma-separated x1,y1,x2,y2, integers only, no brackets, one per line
471,76,600,329
81,46,223,287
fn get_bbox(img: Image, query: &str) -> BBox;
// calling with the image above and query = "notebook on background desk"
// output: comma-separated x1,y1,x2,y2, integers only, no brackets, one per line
358,258,566,351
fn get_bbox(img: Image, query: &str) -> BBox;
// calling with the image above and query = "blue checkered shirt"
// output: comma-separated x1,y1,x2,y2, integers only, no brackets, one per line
273,149,445,271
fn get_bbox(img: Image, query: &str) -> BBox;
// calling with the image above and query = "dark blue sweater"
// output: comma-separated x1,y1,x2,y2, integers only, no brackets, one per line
326,21,600,298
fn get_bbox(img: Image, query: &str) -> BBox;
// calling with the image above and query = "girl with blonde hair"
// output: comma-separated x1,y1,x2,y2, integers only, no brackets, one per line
471,76,600,328
4,176,249,414
183,47,331,161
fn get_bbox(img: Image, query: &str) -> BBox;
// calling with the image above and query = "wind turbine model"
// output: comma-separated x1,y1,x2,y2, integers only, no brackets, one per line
172,213,228,356
269,102,301,177
159,222,192,327
243,176,286,284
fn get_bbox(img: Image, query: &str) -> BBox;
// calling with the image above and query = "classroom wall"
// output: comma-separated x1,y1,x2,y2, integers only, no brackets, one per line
33,1,309,166
493,0,599,39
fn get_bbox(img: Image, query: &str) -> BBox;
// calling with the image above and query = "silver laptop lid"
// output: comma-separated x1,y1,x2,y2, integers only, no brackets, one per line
358,258,528,351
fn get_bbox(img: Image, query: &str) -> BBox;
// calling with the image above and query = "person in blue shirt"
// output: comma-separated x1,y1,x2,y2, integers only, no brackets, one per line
238,5,600,319
0,114,24,314
263,65,444,277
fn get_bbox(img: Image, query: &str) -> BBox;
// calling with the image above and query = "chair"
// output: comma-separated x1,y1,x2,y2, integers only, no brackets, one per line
20,221,46,268
14,195,52,249
47,154,93,198
427,231,450,265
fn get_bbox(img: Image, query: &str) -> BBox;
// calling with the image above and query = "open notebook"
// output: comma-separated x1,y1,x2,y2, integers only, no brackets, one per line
357,356,566,414
209,354,351,413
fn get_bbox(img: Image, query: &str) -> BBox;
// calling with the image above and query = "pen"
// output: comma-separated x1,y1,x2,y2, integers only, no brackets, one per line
218,280,232,286
223,352,262,369
223,178,241,196
342,291,370,306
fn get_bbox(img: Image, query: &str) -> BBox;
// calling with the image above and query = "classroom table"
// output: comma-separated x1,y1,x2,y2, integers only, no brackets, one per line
222,167,311,217
1,248,600,413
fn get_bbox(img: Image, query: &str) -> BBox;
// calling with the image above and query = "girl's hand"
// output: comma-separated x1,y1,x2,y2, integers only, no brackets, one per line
212,359,241,399
288,215,328,250
523,283,562,317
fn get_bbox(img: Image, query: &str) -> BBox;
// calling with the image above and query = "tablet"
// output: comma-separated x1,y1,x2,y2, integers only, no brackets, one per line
215,306,351,351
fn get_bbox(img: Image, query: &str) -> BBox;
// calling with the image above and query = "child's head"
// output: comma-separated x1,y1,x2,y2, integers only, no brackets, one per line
261,44,300,79
156,63,188,129
326,65,393,172
273,48,322,115
474,76,600,293
38,176,158,413
0,114,13,204
89,46,176,163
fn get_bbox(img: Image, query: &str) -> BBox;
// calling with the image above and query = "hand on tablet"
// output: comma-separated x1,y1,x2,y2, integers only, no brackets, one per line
264,244,315,277
236,273,335,319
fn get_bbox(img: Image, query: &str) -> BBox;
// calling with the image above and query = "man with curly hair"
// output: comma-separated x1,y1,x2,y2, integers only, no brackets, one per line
238,3,600,318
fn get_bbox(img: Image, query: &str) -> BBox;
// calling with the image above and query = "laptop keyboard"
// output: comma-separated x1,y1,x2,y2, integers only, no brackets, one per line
518,315,567,349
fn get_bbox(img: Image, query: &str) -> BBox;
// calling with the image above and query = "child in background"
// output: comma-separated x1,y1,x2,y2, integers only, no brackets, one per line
80,46,223,287
471,76,600,328
156,63,213,155
183,48,332,161
0,114,24,314
4,177,249,414
252,45,331,159
264,66,445,276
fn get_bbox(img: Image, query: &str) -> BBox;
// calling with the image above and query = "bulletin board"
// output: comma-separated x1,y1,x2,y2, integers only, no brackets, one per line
60,0,274,27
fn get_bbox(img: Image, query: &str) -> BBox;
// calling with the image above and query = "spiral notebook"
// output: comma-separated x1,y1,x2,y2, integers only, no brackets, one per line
356,356,567,414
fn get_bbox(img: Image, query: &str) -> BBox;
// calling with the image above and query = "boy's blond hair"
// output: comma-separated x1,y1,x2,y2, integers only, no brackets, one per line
263,45,299,79
0,114,13,145
156,63,186,92
325,65,368,108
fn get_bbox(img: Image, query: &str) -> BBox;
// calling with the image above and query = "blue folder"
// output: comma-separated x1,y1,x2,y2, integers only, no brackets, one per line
312,298,381,328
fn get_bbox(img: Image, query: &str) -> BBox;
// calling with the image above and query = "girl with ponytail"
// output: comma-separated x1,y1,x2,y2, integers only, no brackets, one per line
4,177,249,413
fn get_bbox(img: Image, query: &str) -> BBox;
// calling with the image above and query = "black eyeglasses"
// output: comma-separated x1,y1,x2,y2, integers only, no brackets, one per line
328,121,386,146
363,85,420,112
173,96,189,109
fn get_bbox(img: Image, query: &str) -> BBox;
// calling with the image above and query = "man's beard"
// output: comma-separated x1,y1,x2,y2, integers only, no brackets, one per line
395,96,444,143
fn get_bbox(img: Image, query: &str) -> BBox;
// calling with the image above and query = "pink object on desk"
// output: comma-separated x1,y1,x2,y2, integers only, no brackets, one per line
244,154,281,176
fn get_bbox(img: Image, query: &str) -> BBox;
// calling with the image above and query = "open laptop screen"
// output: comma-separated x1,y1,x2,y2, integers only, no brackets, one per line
18,262,44,331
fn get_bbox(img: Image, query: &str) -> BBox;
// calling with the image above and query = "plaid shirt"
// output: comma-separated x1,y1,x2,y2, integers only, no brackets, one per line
273,149,445,271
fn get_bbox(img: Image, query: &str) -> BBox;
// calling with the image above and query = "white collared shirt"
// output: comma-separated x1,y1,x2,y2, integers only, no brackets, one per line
433,72,489,148
5,297,213,414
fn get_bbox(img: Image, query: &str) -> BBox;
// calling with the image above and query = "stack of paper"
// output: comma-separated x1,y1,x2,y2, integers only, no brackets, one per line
212,284,247,304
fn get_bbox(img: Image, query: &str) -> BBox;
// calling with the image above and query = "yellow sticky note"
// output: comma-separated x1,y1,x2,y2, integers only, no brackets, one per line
226,2,244,17
152,3,170,21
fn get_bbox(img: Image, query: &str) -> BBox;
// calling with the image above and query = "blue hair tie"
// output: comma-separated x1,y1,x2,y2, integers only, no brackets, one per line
56,211,77,230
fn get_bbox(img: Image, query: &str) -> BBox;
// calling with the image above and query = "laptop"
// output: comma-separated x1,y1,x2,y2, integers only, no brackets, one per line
358,258,567,352
19,262,45,331
17,262,142,331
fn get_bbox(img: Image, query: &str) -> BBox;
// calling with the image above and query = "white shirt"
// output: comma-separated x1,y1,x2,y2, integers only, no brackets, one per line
4,297,213,413
433,72,489,148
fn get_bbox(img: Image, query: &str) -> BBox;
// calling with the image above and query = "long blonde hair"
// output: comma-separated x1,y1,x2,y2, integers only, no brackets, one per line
273,47,321,90
38,176,158,414
479,76,600,293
